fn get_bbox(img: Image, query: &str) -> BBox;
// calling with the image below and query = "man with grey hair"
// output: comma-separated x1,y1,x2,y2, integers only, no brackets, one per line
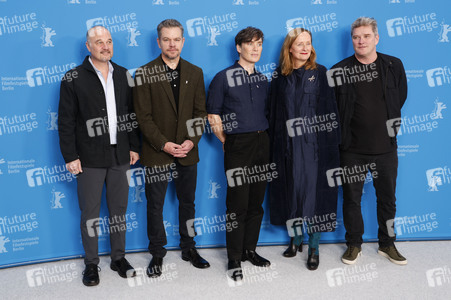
133,19,209,278
330,17,407,265
58,25,140,286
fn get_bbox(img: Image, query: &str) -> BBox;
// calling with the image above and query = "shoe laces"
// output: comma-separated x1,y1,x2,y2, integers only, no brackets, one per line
82,265,101,275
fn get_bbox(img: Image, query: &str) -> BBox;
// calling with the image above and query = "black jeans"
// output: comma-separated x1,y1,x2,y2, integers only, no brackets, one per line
145,160,197,258
224,131,270,260
340,150,398,247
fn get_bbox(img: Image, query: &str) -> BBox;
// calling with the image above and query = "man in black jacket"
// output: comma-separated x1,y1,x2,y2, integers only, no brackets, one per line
58,26,140,286
329,17,407,265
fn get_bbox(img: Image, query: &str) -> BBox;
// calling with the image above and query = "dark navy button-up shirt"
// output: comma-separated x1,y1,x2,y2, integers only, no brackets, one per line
207,61,269,135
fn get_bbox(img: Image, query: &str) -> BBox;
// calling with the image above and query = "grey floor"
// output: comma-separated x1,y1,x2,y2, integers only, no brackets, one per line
1,241,450,300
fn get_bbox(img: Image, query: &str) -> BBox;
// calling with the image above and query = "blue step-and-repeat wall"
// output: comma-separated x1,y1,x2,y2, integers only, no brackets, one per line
1,0,450,268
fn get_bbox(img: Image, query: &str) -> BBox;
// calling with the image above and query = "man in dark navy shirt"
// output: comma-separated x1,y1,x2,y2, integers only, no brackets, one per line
207,27,270,281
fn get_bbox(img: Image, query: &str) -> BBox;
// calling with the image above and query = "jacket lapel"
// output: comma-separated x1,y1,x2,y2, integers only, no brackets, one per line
111,61,122,109
178,58,191,118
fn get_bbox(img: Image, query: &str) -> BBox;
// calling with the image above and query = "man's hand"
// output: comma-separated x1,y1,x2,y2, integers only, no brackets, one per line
180,140,194,153
130,151,139,165
66,159,82,175
163,142,185,158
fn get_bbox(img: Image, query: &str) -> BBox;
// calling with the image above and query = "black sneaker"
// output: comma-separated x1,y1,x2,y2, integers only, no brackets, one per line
378,245,407,265
110,257,136,278
341,245,362,265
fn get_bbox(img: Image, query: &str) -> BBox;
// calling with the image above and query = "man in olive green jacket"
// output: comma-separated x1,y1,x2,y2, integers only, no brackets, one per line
133,19,209,278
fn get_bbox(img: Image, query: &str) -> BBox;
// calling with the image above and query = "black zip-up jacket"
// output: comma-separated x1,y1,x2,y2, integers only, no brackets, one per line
331,52,407,151
58,56,140,167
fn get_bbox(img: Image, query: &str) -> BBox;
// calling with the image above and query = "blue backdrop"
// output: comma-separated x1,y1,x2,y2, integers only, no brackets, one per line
1,0,450,268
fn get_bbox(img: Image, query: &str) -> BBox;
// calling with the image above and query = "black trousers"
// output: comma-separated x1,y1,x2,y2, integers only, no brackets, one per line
77,146,129,265
145,160,197,258
340,150,398,248
224,131,270,260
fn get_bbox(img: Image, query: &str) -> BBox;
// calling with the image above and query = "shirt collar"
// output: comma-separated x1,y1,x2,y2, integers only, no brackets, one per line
233,60,257,76
89,56,114,74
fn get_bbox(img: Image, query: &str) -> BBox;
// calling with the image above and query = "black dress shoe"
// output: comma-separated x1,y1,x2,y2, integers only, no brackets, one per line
147,257,163,278
307,249,319,270
110,257,136,278
227,260,243,282
283,237,303,257
82,264,100,287
242,250,271,267
182,248,210,269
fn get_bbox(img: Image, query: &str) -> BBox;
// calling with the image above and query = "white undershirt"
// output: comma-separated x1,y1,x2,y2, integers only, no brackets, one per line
89,57,117,144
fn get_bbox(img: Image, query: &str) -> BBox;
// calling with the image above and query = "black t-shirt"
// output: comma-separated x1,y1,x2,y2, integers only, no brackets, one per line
348,56,395,154
163,61,181,111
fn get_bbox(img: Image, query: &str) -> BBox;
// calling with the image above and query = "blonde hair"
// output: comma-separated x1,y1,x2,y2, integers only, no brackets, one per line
279,28,317,76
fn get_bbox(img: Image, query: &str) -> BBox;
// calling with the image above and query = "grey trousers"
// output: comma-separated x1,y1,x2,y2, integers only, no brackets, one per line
77,146,130,265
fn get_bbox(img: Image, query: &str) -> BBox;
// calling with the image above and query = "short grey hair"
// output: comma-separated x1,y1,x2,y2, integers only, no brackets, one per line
157,19,184,39
86,25,110,44
351,17,378,36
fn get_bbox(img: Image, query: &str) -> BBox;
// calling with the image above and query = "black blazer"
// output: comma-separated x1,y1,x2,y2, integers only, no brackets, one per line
58,56,140,168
